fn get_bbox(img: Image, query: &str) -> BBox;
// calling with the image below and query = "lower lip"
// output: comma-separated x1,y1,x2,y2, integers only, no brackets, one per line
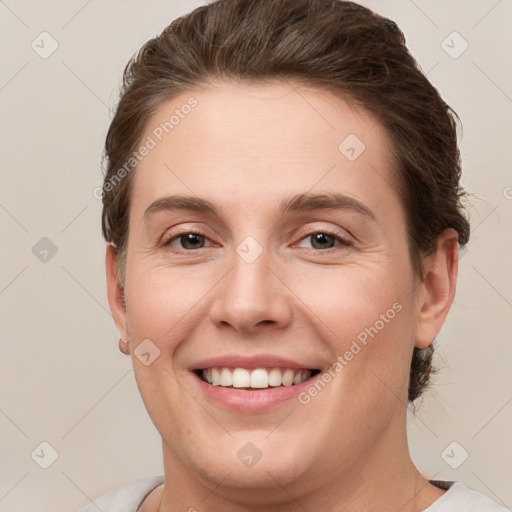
191,371,318,411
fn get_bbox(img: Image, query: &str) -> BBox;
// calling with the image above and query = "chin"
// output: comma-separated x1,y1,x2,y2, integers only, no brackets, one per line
185,432,316,490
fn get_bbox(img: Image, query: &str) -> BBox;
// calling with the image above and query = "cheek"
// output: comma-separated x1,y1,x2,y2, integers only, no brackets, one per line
124,264,215,343
292,265,414,393
295,263,406,335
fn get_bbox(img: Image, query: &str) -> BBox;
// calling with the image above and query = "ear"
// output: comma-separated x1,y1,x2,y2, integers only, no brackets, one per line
105,245,129,354
414,228,459,349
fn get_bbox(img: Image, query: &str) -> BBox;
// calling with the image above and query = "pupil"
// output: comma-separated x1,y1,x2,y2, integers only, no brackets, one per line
182,233,203,249
312,233,334,249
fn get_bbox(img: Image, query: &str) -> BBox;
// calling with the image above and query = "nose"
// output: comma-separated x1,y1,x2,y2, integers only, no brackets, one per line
209,244,293,334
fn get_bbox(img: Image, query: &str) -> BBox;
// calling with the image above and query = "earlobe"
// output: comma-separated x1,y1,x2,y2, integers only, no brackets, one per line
105,245,128,341
118,338,130,355
414,229,459,349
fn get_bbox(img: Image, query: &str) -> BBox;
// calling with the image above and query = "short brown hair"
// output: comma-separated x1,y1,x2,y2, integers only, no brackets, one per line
101,0,470,402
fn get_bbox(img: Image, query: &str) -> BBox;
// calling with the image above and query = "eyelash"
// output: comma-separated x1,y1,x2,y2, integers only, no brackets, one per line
160,228,352,253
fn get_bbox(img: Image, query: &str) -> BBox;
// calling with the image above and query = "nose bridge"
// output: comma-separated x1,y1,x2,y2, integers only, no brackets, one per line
210,236,292,332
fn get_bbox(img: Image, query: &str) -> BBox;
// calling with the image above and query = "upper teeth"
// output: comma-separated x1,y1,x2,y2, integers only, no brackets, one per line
202,367,312,388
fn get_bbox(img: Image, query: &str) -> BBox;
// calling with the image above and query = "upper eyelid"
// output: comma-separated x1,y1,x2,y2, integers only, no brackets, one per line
160,229,215,247
293,223,352,241
151,208,362,241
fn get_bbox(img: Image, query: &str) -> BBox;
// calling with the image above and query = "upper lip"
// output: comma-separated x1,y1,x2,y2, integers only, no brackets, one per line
189,354,319,371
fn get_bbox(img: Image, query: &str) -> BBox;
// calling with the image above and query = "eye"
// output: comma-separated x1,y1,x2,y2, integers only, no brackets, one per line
161,231,214,250
295,230,352,250
160,229,351,252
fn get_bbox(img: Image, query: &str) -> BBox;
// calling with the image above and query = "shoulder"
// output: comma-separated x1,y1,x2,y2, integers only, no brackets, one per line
426,481,511,512
76,475,165,512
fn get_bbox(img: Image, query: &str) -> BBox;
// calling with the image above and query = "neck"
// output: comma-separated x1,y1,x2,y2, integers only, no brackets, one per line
152,410,445,512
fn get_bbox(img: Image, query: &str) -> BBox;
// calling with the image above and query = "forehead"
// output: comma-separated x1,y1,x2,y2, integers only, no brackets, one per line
130,80,400,221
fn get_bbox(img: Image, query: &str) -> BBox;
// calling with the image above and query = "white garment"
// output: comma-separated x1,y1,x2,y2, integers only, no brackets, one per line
76,476,511,512
424,482,510,511
77,475,164,512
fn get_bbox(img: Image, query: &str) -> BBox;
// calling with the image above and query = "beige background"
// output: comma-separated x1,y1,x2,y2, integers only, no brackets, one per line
1,1,511,511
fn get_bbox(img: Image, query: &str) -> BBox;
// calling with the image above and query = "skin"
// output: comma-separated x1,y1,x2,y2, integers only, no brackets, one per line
106,80,459,512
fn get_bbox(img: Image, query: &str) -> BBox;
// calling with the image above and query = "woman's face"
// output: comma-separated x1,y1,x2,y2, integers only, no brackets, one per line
107,81,454,492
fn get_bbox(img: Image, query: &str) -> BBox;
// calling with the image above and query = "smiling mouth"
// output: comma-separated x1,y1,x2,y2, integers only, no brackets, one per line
194,367,321,389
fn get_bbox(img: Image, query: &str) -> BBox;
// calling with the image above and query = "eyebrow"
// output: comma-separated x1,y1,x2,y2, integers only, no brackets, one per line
143,192,376,222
